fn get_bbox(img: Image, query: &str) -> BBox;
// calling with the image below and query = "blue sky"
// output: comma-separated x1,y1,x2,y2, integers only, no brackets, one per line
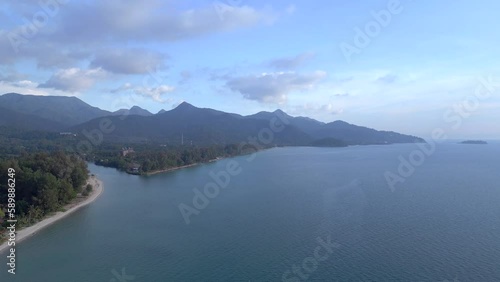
0,0,499,139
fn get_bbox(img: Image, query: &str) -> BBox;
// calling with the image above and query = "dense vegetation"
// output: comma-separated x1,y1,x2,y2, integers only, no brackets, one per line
0,152,88,231
0,127,76,157
92,143,250,174
0,127,260,175
0,93,112,127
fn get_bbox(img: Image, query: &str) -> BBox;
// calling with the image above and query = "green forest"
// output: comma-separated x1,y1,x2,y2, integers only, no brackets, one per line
93,143,253,174
0,152,88,232
0,127,263,175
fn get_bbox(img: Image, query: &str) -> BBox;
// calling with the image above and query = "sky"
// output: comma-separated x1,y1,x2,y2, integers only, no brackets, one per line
0,0,499,139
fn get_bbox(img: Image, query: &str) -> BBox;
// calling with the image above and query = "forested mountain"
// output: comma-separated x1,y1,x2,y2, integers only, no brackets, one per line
0,93,111,127
0,93,424,146
246,109,325,135
72,102,312,145
246,110,423,145
0,107,65,131
312,120,423,144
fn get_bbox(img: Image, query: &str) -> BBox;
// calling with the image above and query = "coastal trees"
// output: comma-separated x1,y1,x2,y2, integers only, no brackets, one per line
82,184,93,197
0,152,88,228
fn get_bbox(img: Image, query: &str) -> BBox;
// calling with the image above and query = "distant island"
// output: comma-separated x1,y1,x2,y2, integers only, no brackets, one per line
460,140,488,145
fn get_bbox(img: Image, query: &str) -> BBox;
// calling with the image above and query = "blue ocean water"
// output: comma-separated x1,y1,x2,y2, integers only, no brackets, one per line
1,143,500,281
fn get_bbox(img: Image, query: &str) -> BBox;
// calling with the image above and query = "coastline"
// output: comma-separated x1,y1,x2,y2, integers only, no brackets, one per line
144,163,199,176
0,175,104,253
143,155,230,176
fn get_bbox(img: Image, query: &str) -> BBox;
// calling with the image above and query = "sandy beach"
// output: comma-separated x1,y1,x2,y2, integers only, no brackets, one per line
0,175,104,253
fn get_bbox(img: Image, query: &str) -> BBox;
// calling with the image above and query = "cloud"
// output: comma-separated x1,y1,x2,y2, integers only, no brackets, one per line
110,82,134,93
0,1,279,69
0,70,27,82
11,80,38,88
0,79,69,97
0,30,20,64
0,30,91,68
289,103,344,117
111,82,175,103
39,68,106,92
91,48,166,74
267,52,315,70
49,1,277,44
134,85,175,103
226,71,327,104
376,74,398,84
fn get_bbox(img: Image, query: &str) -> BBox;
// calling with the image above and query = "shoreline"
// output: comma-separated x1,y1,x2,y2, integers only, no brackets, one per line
0,175,104,253
143,155,231,176
144,163,199,176
135,152,260,176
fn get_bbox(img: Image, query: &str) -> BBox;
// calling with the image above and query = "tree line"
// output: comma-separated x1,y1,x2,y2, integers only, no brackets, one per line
0,152,89,230
93,143,247,174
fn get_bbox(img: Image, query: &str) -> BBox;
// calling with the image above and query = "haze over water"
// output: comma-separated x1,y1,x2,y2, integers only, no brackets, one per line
2,143,500,281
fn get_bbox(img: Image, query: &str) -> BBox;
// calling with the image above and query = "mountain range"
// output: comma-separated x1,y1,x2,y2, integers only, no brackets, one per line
0,93,424,146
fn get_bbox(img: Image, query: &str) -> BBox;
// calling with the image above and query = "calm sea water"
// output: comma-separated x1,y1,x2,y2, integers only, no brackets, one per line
2,143,500,281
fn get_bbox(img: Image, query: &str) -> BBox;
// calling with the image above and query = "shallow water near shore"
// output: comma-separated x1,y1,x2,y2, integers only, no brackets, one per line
1,143,500,281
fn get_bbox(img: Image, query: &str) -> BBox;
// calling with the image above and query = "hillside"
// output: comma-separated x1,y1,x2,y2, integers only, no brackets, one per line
247,110,423,145
71,102,312,146
0,93,424,146
0,93,111,127
0,107,65,131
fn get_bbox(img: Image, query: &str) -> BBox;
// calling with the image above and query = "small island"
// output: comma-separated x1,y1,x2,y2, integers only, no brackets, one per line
460,140,488,145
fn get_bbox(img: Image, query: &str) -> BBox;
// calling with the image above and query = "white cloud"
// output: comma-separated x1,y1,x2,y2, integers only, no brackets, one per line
226,71,327,104
51,1,277,43
39,68,106,92
0,80,70,96
110,82,175,103
91,48,166,74
134,85,175,103
289,103,344,117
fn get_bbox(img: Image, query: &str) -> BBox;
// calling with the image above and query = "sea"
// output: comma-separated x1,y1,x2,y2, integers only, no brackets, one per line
1,142,500,281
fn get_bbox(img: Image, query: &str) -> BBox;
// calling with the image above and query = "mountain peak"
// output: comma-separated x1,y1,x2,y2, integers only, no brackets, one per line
111,105,152,116
331,120,350,125
175,101,197,110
